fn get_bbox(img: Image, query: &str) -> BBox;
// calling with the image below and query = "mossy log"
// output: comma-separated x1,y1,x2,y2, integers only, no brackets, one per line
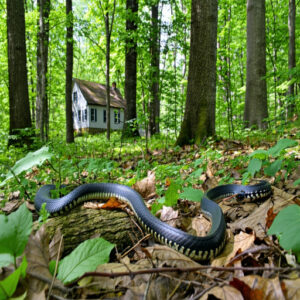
44,206,142,255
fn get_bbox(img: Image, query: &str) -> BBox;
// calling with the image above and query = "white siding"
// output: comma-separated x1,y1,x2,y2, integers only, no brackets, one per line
72,83,88,130
72,82,124,131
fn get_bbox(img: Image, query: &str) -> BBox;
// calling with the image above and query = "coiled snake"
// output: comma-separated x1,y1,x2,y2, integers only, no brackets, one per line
35,181,271,260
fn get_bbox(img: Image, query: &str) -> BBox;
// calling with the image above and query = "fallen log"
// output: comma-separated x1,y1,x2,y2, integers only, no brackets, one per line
44,206,142,255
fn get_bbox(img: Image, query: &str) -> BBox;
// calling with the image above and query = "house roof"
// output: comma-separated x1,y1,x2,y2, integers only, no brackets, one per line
73,78,126,109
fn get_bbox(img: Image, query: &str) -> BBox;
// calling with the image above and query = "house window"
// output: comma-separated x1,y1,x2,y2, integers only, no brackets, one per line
78,109,81,121
114,109,121,124
91,108,97,122
103,109,106,123
84,109,87,121
73,92,78,103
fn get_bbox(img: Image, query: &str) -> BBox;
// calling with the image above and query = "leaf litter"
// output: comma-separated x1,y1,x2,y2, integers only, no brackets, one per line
1,136,300,299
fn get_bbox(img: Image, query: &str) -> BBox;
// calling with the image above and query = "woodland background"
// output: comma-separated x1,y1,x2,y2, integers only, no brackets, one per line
0,0,299,148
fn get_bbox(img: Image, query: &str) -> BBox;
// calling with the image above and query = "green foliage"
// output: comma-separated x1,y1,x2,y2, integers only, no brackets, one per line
179,187,203,202
0,204,32,267
0,256,27,300
268,205,300,262
245,138,298,181
57,238,115,284
0,146,53,187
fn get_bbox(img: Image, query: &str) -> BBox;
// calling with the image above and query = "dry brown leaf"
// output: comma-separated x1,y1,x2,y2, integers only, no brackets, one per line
282,278,300,299
25,225,52,299
49,228,64,262
241,275,285,300
133,171,156,199
146,245,201,268
1,200,20,213
200,285,243,300
191,215,211,237
229,199,273,239
226,231,255,266
160,205,178,227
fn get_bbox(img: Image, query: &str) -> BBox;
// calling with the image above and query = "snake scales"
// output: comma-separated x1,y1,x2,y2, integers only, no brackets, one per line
35,180,271,260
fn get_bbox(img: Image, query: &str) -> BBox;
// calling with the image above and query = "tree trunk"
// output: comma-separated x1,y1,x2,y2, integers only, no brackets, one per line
149,1,160,136
287,0,296,118
36,0,50,141
244,0,268,129
176,0,218,146
123,0,139,137
6,0,32,146
65,0,74,143
43,207,142,255
105,11,111,141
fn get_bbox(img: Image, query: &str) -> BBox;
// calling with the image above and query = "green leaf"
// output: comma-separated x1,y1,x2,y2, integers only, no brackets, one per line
293,178,300,187
249,149,269,160
190,168,204,178
268,139,298,157
0,203,32,258
179,188,203,202
264,159,282,177
247,158,262,177
57,238,114,284
164,182,180,207
0,256,27,300
0,146,53,187
268,205,300,261
0,254,14,269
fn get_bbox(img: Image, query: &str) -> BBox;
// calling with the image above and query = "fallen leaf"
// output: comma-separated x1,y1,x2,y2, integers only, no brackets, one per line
101,197,123,209
49,228,64,262
146,245,201,268
282,278,300,299
230,277,263,300
191,215,211,237
133,171,156,199
265,207,277,229
200,285,243,300
160,205,178,227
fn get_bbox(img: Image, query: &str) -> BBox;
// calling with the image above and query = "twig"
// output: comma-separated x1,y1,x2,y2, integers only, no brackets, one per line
75,265,300,283
47,235,64,300
121,234,151,258
228,245,272,265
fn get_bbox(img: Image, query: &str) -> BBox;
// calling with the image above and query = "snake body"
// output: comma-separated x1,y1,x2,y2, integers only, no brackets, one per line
35,181,271,260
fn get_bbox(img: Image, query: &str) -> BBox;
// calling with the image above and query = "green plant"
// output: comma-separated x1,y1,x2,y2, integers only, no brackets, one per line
268,205,300,262
244,138,298,183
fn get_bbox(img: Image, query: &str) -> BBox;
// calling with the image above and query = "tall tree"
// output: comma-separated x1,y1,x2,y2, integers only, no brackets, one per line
287,0,296,118
36,0,50,141
6,0,32,145
99,0,116,141
123,0,139,137
149,0,160,135
65,0,74,143
176,0,218,146
244,0,268,129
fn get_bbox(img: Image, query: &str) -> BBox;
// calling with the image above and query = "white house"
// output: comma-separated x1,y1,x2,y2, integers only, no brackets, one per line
72,78,126,133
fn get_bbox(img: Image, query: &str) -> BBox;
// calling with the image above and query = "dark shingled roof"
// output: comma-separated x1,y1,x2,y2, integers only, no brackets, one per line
73,78,126,109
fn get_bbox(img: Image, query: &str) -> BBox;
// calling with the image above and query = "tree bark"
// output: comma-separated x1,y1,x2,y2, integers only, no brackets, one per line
176,0,218,146
6,0,32,146
44,207,142,255
244,0,268,129
65,0,74,143
36,0,50,141
149,1,160,136
100,0,116,141
287,0,296,118
123,0,139,137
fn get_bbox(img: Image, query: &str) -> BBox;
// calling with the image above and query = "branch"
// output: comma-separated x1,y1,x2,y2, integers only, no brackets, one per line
74,265,300,283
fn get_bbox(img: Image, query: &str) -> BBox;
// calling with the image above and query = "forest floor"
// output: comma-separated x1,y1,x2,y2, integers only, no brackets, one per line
1,125,300,299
